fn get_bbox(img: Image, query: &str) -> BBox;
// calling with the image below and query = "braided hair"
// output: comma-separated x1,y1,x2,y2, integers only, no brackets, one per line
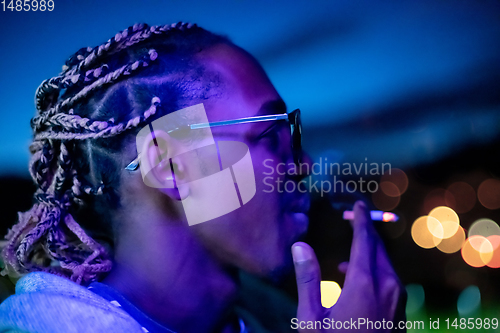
1,22,229,285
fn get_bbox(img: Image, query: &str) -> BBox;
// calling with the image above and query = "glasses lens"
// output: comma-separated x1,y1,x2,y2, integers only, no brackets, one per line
288,109,302,164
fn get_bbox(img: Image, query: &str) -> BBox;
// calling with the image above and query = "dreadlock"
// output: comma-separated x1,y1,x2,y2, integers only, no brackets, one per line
2,22,228,285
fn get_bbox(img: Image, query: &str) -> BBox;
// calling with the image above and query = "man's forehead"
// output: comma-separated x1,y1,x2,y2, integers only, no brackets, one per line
198,43,280,103
165,103,209,126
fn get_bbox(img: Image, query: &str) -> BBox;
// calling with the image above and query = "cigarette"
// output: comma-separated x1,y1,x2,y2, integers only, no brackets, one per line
343,210,399,222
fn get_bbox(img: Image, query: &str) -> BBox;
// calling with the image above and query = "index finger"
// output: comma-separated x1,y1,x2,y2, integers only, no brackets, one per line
344,201,378,279
346,201,395,280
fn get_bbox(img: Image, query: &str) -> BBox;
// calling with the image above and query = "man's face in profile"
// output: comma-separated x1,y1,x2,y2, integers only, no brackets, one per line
183,43,310,279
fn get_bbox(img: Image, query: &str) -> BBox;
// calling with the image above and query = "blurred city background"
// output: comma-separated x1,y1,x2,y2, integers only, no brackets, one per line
1,0,499,331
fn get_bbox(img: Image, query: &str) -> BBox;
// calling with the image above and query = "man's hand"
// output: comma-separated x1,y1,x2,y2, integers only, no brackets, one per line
292,201,407,332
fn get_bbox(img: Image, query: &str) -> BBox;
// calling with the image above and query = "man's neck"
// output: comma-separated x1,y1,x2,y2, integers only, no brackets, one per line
102,221,239,333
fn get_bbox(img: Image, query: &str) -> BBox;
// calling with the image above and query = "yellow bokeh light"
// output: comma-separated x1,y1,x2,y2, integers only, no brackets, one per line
412,216,442,249
437,226,465,254
479,238,494,264
462,238,485,267
320,281,342,308
462,236,493,267
428,206,460,239
427,216,444,239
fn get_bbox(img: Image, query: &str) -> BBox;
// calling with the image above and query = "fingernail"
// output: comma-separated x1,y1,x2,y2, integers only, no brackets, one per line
292,243,311,263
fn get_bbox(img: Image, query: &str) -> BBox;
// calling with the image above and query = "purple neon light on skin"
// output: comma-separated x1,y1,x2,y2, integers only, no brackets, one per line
343,210,399,222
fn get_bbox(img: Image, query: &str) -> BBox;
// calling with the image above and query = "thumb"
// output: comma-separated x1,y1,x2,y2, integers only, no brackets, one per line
292,242,323,320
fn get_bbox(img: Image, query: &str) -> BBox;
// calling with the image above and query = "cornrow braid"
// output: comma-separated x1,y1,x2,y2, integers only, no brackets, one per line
61,23,149,77
34,96,160,141
60,22,194,77
29,140,55,192
51,142,72,194
2,21,229,285
33,22,143,112
34,62,111,113
34,22,195,112
32,49,159,131
34,23,148,112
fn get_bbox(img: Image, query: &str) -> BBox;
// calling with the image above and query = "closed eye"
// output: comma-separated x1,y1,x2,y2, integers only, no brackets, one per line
255,123,279,141
252,121,287,151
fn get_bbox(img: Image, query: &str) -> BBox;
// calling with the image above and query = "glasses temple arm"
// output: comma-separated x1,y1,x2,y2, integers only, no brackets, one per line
125,113,291,171
189,113,288,129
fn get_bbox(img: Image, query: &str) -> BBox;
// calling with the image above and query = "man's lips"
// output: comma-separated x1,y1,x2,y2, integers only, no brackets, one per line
287,194,310,239
287,194,311,215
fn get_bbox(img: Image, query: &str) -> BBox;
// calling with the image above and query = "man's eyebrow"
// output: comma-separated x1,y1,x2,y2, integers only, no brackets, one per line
256,99,287,116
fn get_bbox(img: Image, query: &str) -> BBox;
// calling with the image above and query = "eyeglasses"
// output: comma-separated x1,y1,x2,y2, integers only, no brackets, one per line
125,108,302,171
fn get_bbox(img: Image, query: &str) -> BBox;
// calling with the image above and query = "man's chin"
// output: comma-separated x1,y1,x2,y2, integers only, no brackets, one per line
255,250,296,286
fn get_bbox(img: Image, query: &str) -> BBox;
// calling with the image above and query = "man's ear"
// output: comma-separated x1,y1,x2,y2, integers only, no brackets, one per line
139,129,189,200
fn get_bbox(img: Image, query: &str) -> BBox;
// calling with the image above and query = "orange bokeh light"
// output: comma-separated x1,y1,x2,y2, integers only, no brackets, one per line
380,181,400,197
461,236,493,267
437,226,465,254
381,168,409,195
477,178,500,210
423,189,456,215
372,189,400,211
446,182,476,214
486,235,500,268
